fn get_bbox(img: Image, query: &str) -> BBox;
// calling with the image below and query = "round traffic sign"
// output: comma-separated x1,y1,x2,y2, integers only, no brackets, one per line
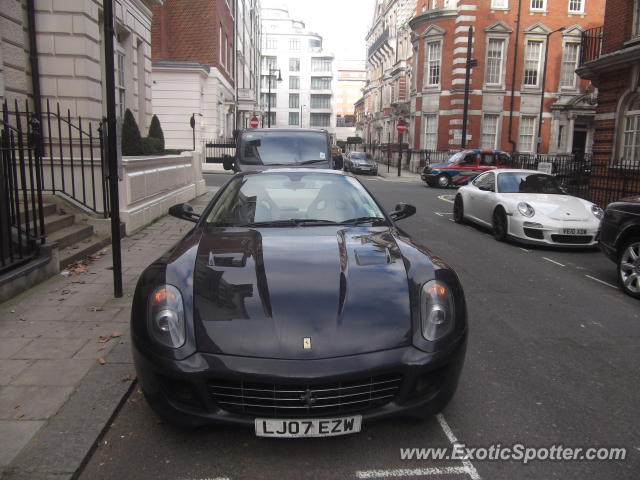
249,116,259,128
397,121,408,133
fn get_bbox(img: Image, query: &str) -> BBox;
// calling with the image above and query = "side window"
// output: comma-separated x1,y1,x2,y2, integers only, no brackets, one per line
472,173,489,186
481,154,496,166
461,153,477,165
497,154,511,166
474,172,495,190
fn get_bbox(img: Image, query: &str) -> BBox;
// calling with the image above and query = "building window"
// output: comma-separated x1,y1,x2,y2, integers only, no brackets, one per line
485,38,505,86
310,94,331,108
289,112,299,125
289,94,299,108
116,50,126,118
568,0,584,13
289,38,300,50
262,56,277,70
266,36,277,49
530,0,546,10
311,58,332,72
481,114,500,149
310,77,332,89
261,93,276,108
491,0,508,8
310,113,331,127
560,42,580,88
261,75,277,89
289,76,300,89
519,116,537,152
620,96,640,166
266,112,276,126
289,57,300,72
423,114,437,150
425,41,441,87
523,40,542,87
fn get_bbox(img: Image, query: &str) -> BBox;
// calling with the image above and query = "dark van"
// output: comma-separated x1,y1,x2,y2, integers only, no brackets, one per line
224,128,332,172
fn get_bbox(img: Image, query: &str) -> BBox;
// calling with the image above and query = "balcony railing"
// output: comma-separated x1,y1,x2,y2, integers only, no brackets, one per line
367,28,389,58
580,26,604,66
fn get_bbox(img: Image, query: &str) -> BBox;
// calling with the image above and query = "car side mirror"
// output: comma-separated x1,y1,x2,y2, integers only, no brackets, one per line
389,202,416,221
222,154,235,171
168,203,200,223
478,185,494,192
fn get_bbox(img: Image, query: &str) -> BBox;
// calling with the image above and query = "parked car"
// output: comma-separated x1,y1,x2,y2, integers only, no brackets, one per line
599,196,640,299
453,169,603,247
223,128,332,172
421,149,512,188
344,152,378,175
132,169,468,433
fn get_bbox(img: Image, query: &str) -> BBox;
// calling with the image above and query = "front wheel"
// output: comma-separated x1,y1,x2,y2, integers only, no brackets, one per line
492,208,508,242
437,174,451,188
618,238,640,299
453,195,465,224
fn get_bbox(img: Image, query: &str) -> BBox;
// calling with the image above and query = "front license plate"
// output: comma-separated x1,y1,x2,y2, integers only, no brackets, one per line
255,416,362,438
563,228,587,235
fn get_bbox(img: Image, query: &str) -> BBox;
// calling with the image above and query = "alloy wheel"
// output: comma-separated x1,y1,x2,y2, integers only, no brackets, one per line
619,239,640,298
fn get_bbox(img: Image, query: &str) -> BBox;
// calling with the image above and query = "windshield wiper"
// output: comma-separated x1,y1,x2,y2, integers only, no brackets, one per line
299,159,328,165
339,216,387,225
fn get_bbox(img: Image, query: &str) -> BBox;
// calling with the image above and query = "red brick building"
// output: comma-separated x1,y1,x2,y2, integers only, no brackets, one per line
577,0,640,204
405,0,604,170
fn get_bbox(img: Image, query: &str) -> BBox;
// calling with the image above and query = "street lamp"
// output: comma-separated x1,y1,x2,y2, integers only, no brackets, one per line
190,112,203,151
267,67,282,128
537,26,566,154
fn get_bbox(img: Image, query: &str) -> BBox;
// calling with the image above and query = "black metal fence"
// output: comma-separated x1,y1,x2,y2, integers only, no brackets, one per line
204,140,236,163
580,26,604,66
1,101,46,274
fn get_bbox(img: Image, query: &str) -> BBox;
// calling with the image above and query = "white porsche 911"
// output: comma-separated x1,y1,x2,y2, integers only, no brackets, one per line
453,169,603,247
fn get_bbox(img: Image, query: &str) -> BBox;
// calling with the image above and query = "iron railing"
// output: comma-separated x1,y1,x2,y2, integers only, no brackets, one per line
580,26,604,66
204,140,236,163
1,101,46,274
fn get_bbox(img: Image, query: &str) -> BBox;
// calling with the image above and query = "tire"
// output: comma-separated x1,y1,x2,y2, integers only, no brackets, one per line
453,195,465,224
618,237,640,299
492,208,508,242
436,174,451,188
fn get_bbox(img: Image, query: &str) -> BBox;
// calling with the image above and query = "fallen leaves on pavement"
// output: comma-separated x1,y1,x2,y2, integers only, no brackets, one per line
97,357,107,365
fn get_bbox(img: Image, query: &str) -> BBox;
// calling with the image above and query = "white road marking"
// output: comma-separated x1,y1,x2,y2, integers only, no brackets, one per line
434,212,444,217
355,466,470,478
449,219,455,223
542,257,565,267
585,275,617,289
519,247,530,253
438,195,455,204
436,414,482,480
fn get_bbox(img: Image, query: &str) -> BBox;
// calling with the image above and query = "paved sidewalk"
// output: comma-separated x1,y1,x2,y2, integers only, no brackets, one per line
375,161,423,182
0,191,215,480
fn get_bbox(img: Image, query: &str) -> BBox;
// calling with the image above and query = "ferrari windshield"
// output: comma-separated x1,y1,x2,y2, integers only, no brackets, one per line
238,131,329,165
497,172,565,194
206,172,386,226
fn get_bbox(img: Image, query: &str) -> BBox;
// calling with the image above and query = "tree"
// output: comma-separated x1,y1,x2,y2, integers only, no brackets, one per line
148,114,165,151
121,108,141,156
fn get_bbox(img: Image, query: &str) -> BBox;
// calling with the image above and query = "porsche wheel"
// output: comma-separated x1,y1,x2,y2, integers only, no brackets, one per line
453,195,465,224
437,174,451,188
492,208,508,242
618,237,640,299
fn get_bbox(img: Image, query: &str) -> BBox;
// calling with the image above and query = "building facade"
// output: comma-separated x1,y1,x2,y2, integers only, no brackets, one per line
151,0,261,149
260,1,336,135
403,0,604,170
335,60,366,140
363,0,418,149
577,0,640,204
0,0,158,127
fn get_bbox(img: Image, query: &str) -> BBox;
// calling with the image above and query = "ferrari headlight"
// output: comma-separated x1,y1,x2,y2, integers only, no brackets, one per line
148,285,185,348
517,202,535,218
591,204,604,220
421,280,455,341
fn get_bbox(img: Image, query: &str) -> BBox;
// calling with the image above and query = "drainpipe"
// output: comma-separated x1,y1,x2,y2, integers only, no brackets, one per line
507,0,523,152
26,0,42,124
234,0,239,131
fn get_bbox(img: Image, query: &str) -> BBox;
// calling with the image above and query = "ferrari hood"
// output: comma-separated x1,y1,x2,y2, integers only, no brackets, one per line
507,194,591,221
192,226,412,360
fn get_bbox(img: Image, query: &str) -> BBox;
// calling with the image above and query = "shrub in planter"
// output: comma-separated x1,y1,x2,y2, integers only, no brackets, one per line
148,115,165,151
139,137,164,155
121,109,142,156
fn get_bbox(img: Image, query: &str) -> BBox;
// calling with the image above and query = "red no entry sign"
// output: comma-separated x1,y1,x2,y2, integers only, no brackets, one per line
397,121,408,133
249,116,259,128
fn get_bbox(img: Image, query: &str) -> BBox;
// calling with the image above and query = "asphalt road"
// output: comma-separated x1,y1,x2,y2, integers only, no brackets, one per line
78,173,640,480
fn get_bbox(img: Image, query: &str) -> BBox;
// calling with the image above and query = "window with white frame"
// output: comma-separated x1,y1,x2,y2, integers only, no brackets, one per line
261,75,277,89
311,58,332,72
560,42,580,88
519,116,537,152
289,94,299,108
310,94,331,108
289,38,300,50
289,76,299,89
568,0,584,13
266,36,277,49
481,114,500,149
423,114,438,150
491,0,508,8
530,0,546,10
289,57,300,72
261,93,276,108
620,96,640,166
310,77,331,89
310,113,331,127
523,40,542,86
425,41,441,87
116,49,126,119
262,56,277,70
288,112,299,126
485,38,505,86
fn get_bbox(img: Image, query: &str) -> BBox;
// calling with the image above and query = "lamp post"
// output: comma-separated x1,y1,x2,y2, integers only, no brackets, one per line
267,67,282,128
536,26,566,154
190,112,202,151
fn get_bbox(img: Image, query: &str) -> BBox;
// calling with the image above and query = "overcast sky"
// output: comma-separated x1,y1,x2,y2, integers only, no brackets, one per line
283,0,377,64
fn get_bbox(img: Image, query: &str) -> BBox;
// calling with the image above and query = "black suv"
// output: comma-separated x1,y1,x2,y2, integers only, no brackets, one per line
599,196,640,299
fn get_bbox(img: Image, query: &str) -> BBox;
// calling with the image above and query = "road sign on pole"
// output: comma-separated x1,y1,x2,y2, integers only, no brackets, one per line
249,116,259,128
397,121,408,133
